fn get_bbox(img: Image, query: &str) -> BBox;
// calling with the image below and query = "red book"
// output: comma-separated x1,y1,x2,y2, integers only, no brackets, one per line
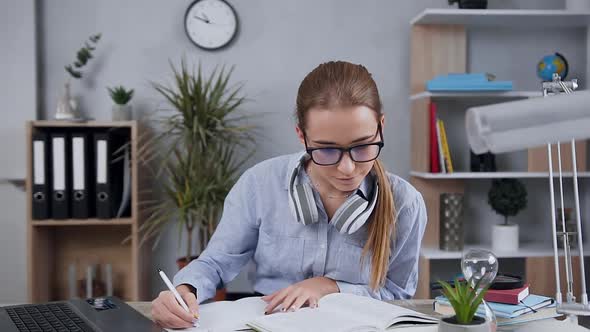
429,102,440,173
484,284,530,305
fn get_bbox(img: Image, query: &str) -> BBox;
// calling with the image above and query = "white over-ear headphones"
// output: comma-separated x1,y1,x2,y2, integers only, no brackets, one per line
287,154,379,234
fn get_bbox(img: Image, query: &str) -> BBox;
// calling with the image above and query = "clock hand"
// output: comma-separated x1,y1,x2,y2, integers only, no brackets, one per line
194,15,210,24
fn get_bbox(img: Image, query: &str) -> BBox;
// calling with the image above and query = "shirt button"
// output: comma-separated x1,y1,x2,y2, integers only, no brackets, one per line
319,244,326,249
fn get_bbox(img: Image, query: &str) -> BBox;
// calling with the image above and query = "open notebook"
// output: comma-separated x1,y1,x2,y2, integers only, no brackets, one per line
164,296,267,332
166,293,438,332
247,293,438,332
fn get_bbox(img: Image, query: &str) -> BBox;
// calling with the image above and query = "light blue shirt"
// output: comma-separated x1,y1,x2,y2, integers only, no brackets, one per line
173,152,427,302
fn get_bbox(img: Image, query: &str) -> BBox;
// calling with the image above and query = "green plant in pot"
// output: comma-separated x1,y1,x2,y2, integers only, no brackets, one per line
488,178,527,252
438,278,490,332
57,33,101,120
107,85,134,121
137,59,254,299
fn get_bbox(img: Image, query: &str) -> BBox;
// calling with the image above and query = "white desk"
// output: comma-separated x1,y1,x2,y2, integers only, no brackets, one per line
391,299,590,332
2,301,589,331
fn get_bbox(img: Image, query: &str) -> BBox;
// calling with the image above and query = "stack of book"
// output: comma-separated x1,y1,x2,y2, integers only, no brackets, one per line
434,283,560,326
429,102,453,174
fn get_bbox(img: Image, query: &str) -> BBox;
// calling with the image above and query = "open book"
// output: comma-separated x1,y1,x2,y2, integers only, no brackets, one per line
248,293,438,332
166,293,438,332
164,296,267,331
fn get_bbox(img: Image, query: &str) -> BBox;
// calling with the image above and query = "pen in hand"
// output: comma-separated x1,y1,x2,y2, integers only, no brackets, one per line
157,268,200,327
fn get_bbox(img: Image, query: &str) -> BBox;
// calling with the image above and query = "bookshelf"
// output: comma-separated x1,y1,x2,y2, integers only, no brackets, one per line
26,121,150,302
409,9,590,299
410,171,590,179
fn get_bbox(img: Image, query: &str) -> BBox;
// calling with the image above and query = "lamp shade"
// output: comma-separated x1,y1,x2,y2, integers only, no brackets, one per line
466,90,590,154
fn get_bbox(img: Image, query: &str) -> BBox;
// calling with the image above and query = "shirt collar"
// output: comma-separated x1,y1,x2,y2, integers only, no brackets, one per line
284,151,375,198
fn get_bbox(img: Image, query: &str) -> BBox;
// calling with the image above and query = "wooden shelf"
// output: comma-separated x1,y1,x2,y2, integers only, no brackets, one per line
421,243,590,260
410,171,590,179
411,9,590,27
409,11,590,299
26,121,149,302
410,90,541,101
30,120,136,128
31,219,133,226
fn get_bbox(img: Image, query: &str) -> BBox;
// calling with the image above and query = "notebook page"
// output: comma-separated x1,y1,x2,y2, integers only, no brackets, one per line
319,293,437,329
165,297,266,332
247,306,372,332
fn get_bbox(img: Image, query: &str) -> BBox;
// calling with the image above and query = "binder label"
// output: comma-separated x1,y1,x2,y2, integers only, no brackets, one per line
73,137,85,190
33,141,45,185
52,137,66,190
97,140,107,184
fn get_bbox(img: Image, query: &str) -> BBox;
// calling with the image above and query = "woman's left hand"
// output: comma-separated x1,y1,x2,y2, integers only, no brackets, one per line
262,277,339,314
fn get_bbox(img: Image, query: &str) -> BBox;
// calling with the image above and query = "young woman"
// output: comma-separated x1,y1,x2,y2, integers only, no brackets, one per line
151,61,427,328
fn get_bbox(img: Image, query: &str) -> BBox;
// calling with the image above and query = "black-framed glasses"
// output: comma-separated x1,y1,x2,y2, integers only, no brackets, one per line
304,125,384,166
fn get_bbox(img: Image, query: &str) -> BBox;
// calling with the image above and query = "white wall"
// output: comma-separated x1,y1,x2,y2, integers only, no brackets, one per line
0,0,37,302
0,0,567,300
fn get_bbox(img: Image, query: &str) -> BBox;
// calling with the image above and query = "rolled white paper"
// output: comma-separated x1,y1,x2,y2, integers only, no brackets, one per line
68,263,77,299
86,265,94,298
105,264,113,296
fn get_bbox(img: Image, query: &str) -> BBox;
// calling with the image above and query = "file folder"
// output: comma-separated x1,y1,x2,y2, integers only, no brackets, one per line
95,133,111,218
31,132,50,219
71,133,91,218
94,131,129,219
51,133,70,219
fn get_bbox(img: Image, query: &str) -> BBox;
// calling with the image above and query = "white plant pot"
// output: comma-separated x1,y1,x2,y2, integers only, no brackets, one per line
492,224,519,252
112,104,132,121
439,316,490,332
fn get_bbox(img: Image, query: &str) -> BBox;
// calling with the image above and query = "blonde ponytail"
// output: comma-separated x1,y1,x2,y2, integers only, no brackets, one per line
363,159,396,290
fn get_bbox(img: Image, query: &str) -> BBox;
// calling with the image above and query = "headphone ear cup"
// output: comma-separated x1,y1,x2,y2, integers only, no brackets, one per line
293,182,319,225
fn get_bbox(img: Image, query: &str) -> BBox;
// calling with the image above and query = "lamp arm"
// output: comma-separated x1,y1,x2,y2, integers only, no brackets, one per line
548,143,563,305
557,143,575,302
571,139,588,305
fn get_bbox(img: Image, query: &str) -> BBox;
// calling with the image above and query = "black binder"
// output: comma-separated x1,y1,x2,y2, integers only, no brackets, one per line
94,131,128,219
50,132,70,219
71,133,92,218
31,132,50,219
94,132,112,219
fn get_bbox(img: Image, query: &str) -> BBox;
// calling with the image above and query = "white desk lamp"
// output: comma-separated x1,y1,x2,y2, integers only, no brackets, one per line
465,74,590,322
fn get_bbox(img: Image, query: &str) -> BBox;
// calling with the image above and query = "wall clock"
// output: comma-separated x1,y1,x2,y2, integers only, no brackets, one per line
184,0,238,50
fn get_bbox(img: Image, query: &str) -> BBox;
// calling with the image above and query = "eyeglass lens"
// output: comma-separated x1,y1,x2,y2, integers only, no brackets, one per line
311,144,381,165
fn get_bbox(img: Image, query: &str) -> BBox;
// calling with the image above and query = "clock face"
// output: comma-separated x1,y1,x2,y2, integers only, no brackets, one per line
184,0,238,50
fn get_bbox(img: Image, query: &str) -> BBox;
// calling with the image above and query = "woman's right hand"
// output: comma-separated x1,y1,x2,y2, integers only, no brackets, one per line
151,284,199,328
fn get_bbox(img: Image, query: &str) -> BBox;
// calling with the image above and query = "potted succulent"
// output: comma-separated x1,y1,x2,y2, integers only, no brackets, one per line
107,85,134,121
57,33,101,120
137,59,255,300
438,278,490,332
488,178,527,252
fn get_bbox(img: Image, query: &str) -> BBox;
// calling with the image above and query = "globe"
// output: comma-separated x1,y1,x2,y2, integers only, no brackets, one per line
537,53,569,81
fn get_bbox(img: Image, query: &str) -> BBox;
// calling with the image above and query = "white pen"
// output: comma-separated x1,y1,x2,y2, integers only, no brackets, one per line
158,268,200,327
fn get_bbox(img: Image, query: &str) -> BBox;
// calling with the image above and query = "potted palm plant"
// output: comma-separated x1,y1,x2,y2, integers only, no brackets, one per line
438,278,490,332
138,59,254,299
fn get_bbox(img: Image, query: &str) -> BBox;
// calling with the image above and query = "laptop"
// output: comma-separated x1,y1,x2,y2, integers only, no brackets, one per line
0,297,162,332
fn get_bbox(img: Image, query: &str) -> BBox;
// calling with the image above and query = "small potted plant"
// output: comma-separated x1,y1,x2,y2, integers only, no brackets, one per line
488,178,527,252
438,278,490,332
56,33,101,120
108,85,134,121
